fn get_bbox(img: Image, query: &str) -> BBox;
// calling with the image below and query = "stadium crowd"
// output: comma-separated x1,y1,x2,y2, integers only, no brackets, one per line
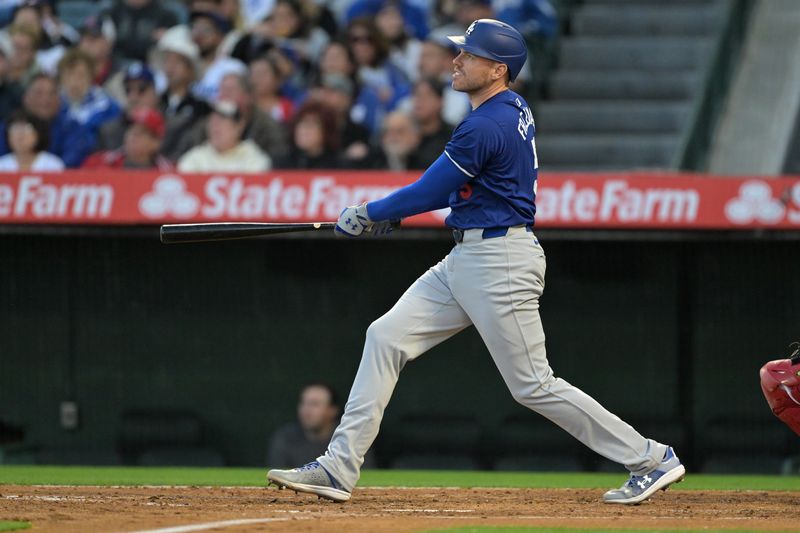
0,0,556,172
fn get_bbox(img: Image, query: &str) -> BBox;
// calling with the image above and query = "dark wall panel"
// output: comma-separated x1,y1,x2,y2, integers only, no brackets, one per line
1,233,797,467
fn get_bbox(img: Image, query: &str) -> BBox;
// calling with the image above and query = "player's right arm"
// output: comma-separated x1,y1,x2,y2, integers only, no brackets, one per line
367,115,500,222
365,153,468,222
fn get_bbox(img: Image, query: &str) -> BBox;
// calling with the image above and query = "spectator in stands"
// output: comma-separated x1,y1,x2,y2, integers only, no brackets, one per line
306,73,371,167
411,77,452,168
97,62,160,151
177,100,271,172
155,25,210,161
106,0,179,63
316,40,381,135
249,54,294,124
57,48,121,137
275,100,340,169
10,73,94,167
179,71,287,160
346,17,411,113
82,107,172,170
268,0,330,68
0,109,64,171
268,383,376,469
9,0,77,50
0,34,23,119
417,33,469,126
375,110,423,170
345,0,428,40
78,14,119,87
493,0,557,41
190,10,247,102
375,2,421,83
6,24,41,85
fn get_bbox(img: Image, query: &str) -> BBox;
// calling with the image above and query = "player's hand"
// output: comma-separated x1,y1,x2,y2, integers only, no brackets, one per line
335,203,373,237
367,220,394,237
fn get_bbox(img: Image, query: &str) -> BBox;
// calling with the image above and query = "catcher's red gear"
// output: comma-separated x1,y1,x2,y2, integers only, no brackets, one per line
760,344,800,437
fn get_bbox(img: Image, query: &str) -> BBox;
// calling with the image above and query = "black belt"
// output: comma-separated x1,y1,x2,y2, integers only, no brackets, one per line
452,225,533,243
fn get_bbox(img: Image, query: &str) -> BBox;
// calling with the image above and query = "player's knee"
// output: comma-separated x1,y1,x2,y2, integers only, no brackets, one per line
509,374,557,405
365,319,393,351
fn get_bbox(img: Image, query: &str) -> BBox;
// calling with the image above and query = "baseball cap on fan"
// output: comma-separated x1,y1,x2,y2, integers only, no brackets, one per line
124,62,156,85
81,14,116,42
129,108,165,138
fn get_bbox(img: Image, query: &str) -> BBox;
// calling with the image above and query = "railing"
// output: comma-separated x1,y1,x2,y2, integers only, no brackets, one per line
672,0,755,170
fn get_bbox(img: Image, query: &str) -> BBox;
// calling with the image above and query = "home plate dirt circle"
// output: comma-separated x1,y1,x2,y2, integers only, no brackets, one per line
1,485,798,532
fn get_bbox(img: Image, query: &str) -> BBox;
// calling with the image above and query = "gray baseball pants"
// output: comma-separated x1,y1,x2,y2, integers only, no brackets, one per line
318,226,667,491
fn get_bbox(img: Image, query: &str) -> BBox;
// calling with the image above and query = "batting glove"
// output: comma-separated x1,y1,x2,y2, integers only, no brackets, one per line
335,203,373,237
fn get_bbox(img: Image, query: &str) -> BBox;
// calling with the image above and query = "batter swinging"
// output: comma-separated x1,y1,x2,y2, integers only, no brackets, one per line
268,19,685,505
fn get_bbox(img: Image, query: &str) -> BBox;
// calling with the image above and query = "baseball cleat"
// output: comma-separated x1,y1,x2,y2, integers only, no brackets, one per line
267,461,351,502
602,447,685,505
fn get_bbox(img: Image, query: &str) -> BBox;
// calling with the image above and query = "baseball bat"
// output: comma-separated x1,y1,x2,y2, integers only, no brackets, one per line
159,222,336,244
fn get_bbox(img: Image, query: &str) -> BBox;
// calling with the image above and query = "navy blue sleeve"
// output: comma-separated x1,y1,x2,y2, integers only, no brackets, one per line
366,153,469,222
443,115,502,178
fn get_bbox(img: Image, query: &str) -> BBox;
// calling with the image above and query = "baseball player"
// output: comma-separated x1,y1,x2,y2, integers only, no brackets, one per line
268,19,685,505
760,343,800,436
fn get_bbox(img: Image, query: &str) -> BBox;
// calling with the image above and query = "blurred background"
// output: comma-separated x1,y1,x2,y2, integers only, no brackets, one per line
0,0,799,475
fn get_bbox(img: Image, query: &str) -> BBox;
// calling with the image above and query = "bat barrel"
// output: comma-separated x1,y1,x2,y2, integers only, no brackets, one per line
159,222,336,244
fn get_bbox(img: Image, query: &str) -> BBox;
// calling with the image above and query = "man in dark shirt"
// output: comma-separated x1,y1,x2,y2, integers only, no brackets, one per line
412,77,453,168
106,0,178,62
268,383,375,468
0,38,22,119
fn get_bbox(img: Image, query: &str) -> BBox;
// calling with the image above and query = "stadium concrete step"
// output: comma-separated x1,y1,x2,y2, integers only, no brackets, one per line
559,37,714,70
536,134,679,167
572,3,725,36
548,70,701,100
535,101,691,133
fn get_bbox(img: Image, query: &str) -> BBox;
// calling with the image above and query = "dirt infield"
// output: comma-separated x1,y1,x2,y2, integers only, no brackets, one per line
1,485,798,532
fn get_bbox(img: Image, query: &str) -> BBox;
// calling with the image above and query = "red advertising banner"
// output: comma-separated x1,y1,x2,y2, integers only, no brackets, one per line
0,170,799,229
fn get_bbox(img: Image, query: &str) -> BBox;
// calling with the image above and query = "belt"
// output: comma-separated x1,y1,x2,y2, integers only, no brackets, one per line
452,225,533,243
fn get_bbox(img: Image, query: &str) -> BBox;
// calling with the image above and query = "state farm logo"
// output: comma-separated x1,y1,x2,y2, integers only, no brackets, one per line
536,180,699,224
139,175,200,218
0,176,113,218
724,180,785,224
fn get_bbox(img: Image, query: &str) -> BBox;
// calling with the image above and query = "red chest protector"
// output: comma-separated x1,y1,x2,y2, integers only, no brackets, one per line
760,345,800,437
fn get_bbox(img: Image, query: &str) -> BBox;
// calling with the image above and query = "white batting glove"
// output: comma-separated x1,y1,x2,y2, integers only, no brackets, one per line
335,203,373,237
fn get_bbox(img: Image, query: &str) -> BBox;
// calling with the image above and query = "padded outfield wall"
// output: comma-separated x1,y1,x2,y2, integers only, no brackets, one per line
1,231,798,469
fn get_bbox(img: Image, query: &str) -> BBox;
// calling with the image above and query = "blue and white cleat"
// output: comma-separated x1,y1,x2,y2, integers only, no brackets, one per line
603,447,686,505
267,461,351,502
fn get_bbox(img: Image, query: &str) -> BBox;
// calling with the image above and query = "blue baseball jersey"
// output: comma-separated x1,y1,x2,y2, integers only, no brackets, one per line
444,89,538,229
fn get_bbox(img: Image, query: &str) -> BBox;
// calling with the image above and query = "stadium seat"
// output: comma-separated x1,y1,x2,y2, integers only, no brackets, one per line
390,454,481,471
489,413,588,472
699,416,799,474
380,413,482,470
137,447,225,467
36,448,122,466
118,409,225,466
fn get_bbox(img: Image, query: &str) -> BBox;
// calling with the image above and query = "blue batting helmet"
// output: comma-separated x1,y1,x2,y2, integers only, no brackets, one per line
447,19,527,82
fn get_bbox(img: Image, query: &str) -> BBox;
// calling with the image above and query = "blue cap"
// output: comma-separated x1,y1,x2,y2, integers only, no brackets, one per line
190,10,233,35
124,62,155,85
448,19,527,82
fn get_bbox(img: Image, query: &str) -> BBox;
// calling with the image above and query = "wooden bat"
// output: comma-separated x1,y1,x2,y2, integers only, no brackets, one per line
159,222,337,244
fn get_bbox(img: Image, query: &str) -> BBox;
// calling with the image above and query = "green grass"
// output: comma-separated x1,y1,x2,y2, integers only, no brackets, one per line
0,522,31,532
420,526,764,533
0,466,799,491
